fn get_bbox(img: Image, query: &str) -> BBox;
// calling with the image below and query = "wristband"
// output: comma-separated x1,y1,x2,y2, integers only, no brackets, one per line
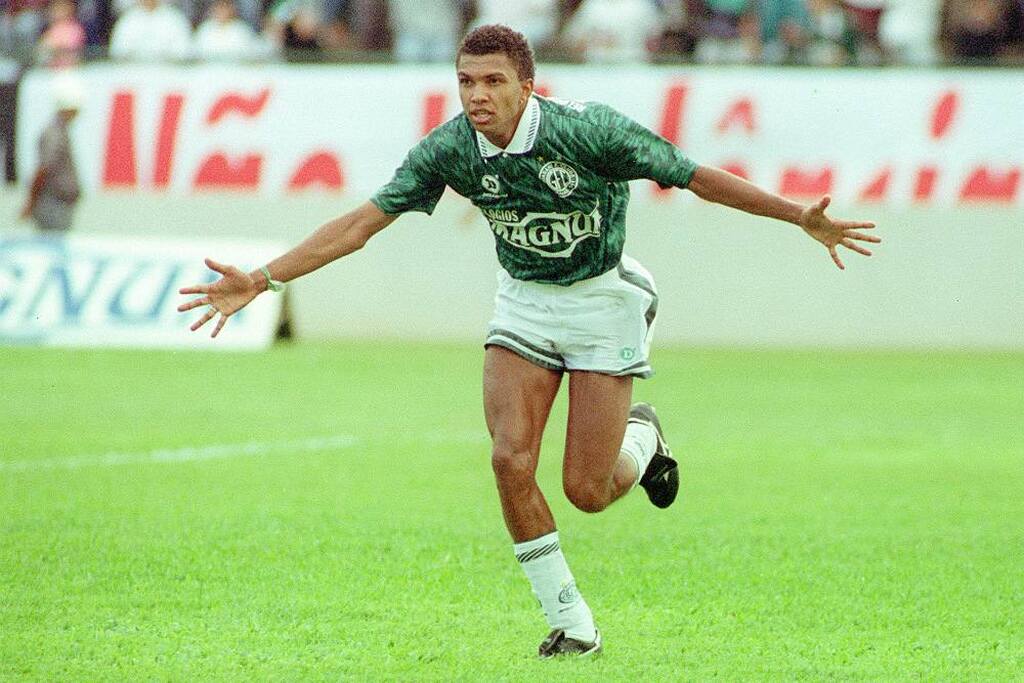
260,266,285,293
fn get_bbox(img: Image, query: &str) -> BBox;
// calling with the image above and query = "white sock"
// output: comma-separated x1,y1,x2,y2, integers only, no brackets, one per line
513,531,596,642
620,418,658,488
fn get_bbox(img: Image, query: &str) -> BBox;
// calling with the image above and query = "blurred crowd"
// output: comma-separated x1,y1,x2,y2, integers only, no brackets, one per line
1,0,1022,66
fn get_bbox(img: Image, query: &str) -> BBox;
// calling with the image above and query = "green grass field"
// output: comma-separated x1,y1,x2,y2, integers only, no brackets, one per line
2,343,1022,680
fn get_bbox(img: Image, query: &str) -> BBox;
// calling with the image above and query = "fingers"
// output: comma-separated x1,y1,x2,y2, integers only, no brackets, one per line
211,313,229,338
205,257,229,275
190,307,218,332
177,296,210,313
844,229,882,243
838,221,878,233
816,195,832,212
180,257,231,293
829,245,845,270
841,238,873,257
188,305,232,337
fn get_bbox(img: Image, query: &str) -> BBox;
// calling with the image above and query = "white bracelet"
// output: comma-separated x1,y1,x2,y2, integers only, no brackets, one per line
260,266,285,293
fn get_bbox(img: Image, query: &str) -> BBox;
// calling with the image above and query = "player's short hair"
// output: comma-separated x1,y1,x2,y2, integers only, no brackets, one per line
457,24,535,83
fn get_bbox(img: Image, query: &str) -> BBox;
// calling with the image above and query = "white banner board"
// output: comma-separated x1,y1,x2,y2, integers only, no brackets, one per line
16,64,1024,205
0,234,284,350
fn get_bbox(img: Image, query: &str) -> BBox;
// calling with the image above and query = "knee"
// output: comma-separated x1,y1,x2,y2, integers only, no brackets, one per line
491,441,536,489
563,476,611,514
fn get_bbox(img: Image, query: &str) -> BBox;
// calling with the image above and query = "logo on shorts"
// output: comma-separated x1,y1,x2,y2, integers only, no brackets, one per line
539,161,579,198
482,174,501,194
558,580,580,604
620,347,636,361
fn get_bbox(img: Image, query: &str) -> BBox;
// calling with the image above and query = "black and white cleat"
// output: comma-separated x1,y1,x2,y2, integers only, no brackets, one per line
629,403,679,509
538,628,602,659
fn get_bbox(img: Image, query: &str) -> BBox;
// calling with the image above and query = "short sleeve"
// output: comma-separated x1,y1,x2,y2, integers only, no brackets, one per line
370,136,447,216
592,104,697,190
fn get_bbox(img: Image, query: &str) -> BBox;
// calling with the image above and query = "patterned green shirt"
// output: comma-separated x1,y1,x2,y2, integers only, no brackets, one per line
371,95,698,286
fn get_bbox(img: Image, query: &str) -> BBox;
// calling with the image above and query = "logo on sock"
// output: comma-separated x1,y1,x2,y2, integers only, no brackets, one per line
558,580,580,604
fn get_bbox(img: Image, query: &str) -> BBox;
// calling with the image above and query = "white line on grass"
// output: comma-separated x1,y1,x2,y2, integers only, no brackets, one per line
0,430,490,473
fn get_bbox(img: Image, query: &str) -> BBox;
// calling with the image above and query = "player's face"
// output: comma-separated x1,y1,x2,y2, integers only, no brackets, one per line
456,53,533,148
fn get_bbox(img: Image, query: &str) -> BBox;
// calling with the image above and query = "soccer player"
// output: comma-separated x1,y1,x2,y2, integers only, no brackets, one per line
178,24,879,658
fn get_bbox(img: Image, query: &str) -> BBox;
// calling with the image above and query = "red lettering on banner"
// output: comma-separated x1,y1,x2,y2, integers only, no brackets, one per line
931,91,958,139
193,89,271,189
716,98,755,135
914,167,938,201
422,92,446,136
720,162,750,180
205,88,271,124
103,91,138,187
153,93,184,188
288,152,344,191
658,83,688,146
193,153,262,189
654,83,688,197
780,167,833,197
959,167,1020,202
859,167,891,202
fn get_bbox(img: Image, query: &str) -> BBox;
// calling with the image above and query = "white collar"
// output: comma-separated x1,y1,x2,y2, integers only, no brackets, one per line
475,95,541,158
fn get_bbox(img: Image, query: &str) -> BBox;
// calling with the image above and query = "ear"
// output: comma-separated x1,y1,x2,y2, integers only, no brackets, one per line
521,78,534,102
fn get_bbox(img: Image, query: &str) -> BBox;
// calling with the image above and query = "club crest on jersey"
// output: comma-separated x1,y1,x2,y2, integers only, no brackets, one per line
539,161,579,198
481,174,501,194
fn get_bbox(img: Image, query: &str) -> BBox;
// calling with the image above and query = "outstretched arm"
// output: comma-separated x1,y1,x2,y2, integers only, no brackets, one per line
178,201,398,337
687,165,880,270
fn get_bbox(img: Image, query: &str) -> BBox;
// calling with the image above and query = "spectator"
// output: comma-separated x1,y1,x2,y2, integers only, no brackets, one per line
339,0,390,52
693,0,759,64
77,0,113,54
231,0,262,32
21,77,81,232
1010,0,1024,59
266,0,326,61
756,0,813,63
839,0,886,63
111,0,201,24
563,0,663,63
803,0,853,65
36,0,86,67
388,0,462,62
469,0,560,49
655,0,699,60
192,0,265,61
109,0,190,61
319,0,355,50
1,0,48,60
878,0,941,65
941,0,1020,63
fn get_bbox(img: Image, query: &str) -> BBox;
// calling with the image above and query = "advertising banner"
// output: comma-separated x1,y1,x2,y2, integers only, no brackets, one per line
0,234,284,350
16,64,1024,205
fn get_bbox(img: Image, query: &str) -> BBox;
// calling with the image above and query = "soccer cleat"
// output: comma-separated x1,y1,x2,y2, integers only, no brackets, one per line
538,628,602,659
629,403,679,509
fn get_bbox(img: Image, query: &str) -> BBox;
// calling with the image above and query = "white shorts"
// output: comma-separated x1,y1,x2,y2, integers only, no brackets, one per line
485,255,659,379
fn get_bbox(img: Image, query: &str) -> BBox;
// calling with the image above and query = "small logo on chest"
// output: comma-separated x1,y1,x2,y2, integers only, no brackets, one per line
539,161,579,198
481,174,501,194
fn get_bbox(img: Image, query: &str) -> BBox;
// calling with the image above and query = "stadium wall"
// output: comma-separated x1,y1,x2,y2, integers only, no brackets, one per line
7,65,1022,349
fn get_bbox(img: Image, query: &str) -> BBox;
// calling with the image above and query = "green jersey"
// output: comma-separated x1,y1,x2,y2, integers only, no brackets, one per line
371,95,697,286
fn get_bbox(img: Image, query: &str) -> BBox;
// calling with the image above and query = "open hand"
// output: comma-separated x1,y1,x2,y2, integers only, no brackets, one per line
799,196,880,270
177,258,260,337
